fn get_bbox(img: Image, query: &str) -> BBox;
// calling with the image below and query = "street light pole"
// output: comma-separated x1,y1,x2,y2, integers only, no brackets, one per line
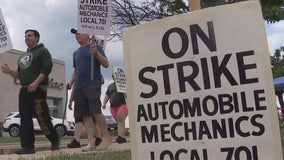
188,0,201,11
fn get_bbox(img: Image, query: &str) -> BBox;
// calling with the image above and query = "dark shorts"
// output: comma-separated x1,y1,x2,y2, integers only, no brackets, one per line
74,116,96,123
74,84,102,119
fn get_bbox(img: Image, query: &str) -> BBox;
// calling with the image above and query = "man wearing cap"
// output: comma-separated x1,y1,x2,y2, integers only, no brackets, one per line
68,28,111,151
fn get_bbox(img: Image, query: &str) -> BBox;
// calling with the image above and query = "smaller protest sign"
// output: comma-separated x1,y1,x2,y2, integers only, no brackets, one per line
0,8,13,54
93,35,106,50
113,66,126,93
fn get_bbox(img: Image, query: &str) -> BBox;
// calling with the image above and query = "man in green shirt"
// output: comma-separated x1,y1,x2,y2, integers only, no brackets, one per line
1,29,59,154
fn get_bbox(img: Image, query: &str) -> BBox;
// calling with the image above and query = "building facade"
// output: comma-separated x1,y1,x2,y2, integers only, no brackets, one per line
0,49,66,123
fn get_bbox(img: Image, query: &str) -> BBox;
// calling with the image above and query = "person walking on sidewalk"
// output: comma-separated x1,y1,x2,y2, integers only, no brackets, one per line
102,75,128,143
69,28,111,151
1,29,59,154
67,83,102,148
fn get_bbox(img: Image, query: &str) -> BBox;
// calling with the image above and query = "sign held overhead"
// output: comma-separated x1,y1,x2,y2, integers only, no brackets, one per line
77,0,112,36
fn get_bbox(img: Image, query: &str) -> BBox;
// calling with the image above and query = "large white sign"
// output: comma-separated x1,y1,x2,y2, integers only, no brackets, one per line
123,1,282,160
0,8,12,53
77,0,112,36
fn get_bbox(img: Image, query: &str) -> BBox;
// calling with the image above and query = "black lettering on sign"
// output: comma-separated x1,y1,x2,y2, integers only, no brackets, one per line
80,0,107,5
137,90,266,122
150,149,208,160
139,52,258,98
221,146,258,160
138,115,264,143
162,21,216,58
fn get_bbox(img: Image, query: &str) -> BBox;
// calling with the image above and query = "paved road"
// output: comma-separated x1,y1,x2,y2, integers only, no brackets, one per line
0,138,131,160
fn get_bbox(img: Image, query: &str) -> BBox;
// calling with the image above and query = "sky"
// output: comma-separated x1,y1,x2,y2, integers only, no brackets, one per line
1,0,284,117
1,0,123,82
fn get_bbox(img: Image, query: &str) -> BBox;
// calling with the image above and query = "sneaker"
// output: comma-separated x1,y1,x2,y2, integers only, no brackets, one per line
67,139,81,148
95,137,102,146
82,144,95,152
51,140,60,151
116,136,127,144
15,148,35,154
96,138,112,150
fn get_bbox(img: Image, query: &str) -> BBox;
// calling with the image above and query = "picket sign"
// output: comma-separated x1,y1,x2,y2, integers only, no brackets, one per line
123,1,283,160
0,8,13,65
112,66,126,93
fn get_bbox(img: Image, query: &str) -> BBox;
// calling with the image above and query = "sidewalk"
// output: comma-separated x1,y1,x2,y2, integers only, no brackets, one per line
0,137,131,160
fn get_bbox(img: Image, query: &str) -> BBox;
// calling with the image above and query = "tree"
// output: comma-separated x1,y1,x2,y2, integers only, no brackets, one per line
271,46,284,78
111,0,284,37
157,0,284,23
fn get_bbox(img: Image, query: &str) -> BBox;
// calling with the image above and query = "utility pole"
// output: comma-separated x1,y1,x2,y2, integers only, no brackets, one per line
188,0,201,11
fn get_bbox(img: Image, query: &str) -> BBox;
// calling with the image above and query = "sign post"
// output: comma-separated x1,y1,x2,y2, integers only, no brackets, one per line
0,8,13,65
188,0,201,11
123,1,282,160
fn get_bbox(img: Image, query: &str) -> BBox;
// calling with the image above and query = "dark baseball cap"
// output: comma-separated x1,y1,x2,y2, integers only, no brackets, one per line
70,28,77,34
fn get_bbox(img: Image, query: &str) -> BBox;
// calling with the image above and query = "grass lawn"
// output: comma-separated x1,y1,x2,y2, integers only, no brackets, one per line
0,135,131,160
0,136,72,143
0,130,120,144
1,127,284,159
23,150,132,160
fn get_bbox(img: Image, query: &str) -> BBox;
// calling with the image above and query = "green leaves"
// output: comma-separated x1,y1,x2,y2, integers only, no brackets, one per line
271,46,284,78
199,0,284,23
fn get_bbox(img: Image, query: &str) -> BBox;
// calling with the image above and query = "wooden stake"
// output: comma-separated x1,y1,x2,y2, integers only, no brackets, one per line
0,54,5,65
90,35,95,81
188,0,201,11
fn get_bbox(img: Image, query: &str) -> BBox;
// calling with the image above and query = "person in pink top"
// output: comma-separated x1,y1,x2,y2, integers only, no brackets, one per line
102,75,128,143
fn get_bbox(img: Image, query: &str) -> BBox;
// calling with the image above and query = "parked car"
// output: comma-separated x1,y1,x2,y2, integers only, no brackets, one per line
105,115,117,131
3,112,75,137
